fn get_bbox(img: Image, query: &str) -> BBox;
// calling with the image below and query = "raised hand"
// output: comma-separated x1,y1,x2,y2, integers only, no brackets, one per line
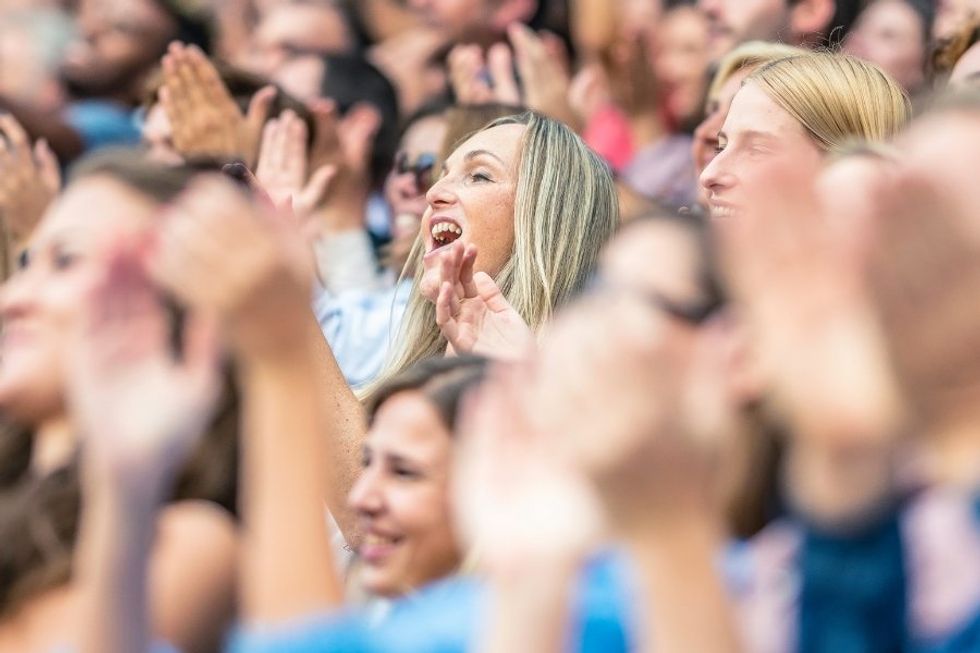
507,25,579,129
307,100,381,234
149,175,314,362
430,241,533,360
447,43,520,106
530,293,724,535
69,242,221,497
453,364,603,573
255,109,336,220
160,42,276,166
0,114,60,257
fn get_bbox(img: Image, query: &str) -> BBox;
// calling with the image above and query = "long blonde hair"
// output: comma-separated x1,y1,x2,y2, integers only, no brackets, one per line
373,111,618,392
747,52,911,151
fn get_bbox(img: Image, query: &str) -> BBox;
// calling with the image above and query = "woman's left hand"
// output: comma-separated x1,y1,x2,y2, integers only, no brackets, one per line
69,243,221,498
432,241,533,360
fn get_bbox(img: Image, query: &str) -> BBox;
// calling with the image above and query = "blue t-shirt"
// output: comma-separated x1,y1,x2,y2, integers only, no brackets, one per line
63,100,141,152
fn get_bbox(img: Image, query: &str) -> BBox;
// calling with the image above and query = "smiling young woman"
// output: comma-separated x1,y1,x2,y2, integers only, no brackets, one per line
700,52,910,222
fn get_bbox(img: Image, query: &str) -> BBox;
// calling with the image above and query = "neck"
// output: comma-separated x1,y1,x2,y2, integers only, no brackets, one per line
33,414,76,475
628,111,667,149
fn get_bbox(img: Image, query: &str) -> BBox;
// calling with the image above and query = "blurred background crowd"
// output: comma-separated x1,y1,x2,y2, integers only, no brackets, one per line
0,0,979,651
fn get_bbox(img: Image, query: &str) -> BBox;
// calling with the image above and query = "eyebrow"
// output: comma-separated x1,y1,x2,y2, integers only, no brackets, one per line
463,149,506,165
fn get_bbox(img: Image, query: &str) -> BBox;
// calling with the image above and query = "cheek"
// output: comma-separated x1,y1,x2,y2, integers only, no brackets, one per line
469,186,516,277
388,482,452,535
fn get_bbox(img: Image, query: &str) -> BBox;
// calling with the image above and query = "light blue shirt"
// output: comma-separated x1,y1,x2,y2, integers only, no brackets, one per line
314,280,412,390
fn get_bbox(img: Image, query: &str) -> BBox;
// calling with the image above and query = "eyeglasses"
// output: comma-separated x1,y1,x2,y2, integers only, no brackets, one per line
394,152,437,190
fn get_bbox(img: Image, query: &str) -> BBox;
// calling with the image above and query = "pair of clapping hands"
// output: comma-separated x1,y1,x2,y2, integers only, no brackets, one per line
159,42,380,231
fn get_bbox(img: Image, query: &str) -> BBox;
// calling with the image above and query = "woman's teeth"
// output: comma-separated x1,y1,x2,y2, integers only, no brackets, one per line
431,222,462,246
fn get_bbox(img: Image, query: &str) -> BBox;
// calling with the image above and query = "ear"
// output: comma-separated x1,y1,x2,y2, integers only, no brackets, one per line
489,0,537,32
788,0,836,42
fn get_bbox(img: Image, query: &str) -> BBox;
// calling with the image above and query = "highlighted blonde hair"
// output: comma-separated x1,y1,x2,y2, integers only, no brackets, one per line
370,111,619,394
708,41,808,102
747,52,911,151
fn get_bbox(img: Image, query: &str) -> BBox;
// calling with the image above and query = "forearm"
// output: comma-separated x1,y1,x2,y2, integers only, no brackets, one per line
303,312,367,540
629,519,740,653
76,480,160,653
238,339,346,621
481,562,578,653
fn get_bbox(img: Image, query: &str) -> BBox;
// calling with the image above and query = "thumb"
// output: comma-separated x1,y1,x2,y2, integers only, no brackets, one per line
339,103,381,170
474,272,511,312
245,85,278,131
298,164,337,212
33,139,62,191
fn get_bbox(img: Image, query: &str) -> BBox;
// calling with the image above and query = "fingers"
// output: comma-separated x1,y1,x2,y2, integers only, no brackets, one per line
459,243,479,298
449,44,493,104
435,280,460,340
486,43,520,105
0,114,32,167
339,103,381,174
33,139,61,192
298,164,337,213
245,85,278,156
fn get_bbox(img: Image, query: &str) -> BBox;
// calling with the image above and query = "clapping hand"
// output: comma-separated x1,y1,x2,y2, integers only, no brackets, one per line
69,242,220,499
160,42,276,166
427,241,533,360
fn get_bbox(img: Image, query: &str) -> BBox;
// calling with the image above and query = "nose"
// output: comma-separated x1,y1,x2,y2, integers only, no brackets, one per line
348,467,385,517
0,268,39,324
424,174,457,210
699,144,734,197
698,0,721,16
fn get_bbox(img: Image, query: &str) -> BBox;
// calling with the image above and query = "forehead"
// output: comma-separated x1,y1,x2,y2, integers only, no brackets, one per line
861,0,921,28
401,115,449,154
446,123,526,167
369,392,452,460
722,81,802,137
32,177,157,251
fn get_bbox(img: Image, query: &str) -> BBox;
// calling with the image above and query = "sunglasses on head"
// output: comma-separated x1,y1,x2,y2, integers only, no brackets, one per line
394,152,437,190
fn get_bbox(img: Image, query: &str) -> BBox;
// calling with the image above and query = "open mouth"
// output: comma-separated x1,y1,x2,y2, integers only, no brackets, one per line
360,532,403,563
430,220,463,249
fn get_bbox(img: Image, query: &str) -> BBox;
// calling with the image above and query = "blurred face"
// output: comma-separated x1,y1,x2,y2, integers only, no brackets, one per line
933,0,980,40
692,67,752,177
349,391,460,597
244,4,351,78
421,123,524,285
844,0,926,92
142,103,184,165
655,7,711,125
698,0,790,62
61,0,175,97
600,220,705,313
407,0,498,39
950,42,980,87
0,177,157,424
700,82,823,220
384,115,449,270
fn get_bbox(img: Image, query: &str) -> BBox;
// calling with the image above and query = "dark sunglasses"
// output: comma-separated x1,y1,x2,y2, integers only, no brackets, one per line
394,152,437,190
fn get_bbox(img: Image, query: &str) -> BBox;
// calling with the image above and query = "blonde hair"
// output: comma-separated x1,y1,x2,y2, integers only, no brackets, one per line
370,112,618,394
747,52,911,151
708,41,808,102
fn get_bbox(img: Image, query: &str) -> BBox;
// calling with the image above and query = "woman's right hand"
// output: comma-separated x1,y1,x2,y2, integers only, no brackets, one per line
426,241,533,360
149,175,314,363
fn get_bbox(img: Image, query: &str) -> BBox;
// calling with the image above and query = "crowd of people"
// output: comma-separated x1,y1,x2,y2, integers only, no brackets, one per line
0,0,978,651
